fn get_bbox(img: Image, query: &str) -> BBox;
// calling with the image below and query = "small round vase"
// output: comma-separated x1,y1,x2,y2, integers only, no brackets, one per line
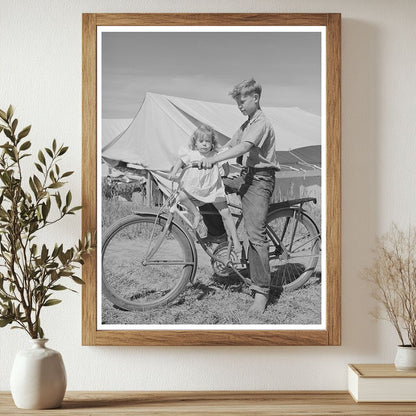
394,345,416,371
10,338,67,409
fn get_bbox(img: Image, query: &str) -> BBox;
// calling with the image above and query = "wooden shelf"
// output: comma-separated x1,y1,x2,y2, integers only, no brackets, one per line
2,391,416,415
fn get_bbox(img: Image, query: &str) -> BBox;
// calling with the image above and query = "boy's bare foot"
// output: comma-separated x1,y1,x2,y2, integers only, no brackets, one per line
248,293,268,315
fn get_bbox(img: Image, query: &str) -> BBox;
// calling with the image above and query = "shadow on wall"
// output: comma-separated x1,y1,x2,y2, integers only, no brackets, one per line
341,19,382,356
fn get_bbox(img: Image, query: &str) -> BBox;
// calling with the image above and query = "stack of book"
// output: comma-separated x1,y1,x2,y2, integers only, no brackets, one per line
348,364,416,402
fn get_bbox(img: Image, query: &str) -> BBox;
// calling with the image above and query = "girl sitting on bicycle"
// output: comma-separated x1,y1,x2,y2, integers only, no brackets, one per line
170,124,242,255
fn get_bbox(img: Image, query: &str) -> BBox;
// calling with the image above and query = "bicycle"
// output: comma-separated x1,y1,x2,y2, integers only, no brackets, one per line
102,164,321,311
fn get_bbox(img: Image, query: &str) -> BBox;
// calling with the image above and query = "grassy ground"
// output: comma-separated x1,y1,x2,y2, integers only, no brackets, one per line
101,198,322,326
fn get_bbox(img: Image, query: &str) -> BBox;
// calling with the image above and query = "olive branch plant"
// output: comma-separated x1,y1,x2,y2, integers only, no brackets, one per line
362,223,416,347
0,106,94,339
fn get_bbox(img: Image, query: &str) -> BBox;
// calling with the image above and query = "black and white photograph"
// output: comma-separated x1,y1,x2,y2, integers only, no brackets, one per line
97,26,326,330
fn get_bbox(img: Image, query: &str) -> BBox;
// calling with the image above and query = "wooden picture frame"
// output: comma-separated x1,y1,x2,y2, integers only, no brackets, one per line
82,13,341,346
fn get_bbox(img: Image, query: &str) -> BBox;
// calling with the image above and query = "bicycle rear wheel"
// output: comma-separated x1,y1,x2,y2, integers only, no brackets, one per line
267,208,320,291
102,214,196,311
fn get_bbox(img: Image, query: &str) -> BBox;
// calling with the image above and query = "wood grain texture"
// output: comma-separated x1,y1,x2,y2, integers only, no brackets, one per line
81,13,98,346
2,391,416,415
350,364,416,378
95,13,330,27
326,13,342,346
81,13,341,346
89,329,329,347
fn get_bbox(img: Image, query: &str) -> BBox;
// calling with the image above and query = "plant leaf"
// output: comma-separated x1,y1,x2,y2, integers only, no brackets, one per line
33,175,43,192
50,285,68,291
6,105,14,121
18,125,31,140
48,182,64,189
19,140,31,151
55,192,62,208
61,171,74,178
72,276,85,285
0,317,13,327
43,299,62,307
11,118,18,133
38,150,46,165
58,146,69,156
65,191,72,207
38,325,44,338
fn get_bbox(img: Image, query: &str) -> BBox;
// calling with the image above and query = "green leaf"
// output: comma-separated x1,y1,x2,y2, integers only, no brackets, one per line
6,105,14,121
4,129,12,140
52,139,57,152
38,150,46,165
41,202,50,221
55,192,62,208
45,148,53,158
29,177,38,197
0,109,7,121
72,276,85,285
19,140,31,151
58,250,67,264
11,118,18,133
61,171,74,178
38,325,44,339
33,175,43,192
43,299,62,307
41,244,48,262
19,153,30,160
69,206,82,213
34,163,43,173
65,191,72,207
18,125,31,140
58,146,68,156
50,285,68,291
0,317,13,327
48,182,64,189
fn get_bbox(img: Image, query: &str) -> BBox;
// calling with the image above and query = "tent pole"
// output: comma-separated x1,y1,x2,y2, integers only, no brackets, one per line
146,171,153,207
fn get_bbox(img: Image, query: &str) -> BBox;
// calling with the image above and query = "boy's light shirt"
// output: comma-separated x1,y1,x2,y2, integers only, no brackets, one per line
231,109,279,170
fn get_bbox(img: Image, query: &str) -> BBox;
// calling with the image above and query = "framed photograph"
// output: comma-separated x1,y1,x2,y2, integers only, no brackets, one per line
82,13,341,346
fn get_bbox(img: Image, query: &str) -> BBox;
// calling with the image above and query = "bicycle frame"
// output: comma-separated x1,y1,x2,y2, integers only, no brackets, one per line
139,162,320,288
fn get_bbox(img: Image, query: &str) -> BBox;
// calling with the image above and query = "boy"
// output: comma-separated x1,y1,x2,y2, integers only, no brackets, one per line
199,78,278,314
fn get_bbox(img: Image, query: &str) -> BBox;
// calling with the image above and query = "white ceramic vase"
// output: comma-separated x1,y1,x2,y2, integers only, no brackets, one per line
394,345,416,371
10,338,67,409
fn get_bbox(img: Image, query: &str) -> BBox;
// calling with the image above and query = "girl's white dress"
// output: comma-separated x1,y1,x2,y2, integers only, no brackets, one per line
180,149,226,204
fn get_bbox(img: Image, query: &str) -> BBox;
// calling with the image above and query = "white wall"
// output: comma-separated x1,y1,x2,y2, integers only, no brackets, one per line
1,0,416,391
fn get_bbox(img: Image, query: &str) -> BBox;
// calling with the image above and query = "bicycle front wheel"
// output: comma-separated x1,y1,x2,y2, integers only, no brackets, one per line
267,208,320,291
102,214,196,311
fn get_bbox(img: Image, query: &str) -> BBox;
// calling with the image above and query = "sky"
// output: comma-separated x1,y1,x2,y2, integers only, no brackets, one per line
101,30,322,119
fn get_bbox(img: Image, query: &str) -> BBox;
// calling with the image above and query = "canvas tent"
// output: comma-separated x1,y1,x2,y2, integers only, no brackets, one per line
102,92,322,204
102,118,132,148
102,92,321,172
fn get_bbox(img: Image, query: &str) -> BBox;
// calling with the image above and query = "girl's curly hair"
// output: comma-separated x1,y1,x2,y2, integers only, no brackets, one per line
189,124,218,151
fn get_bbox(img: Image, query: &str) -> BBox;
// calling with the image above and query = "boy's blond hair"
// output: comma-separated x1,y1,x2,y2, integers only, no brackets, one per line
229,78,262,100
189,124,218,151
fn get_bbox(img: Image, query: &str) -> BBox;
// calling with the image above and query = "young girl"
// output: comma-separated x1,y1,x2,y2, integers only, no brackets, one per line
170,124,241,254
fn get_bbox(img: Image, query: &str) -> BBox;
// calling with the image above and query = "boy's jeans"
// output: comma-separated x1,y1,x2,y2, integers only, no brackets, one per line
200,170,275,295
240,170,275,295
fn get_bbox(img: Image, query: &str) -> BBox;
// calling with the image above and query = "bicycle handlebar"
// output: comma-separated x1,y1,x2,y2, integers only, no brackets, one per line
172,162,211,183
